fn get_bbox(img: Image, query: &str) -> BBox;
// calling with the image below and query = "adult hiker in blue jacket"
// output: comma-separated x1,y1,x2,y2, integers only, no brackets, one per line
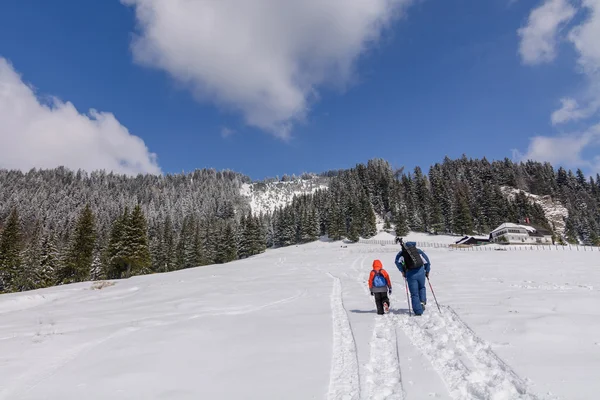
394,239,431,316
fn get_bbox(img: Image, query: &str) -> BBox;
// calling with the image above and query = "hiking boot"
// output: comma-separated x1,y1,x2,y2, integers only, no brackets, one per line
421,302,426,311
383,303,389,313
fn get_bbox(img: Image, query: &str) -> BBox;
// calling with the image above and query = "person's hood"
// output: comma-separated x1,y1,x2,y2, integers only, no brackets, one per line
372,259,383,270
404,241,417,247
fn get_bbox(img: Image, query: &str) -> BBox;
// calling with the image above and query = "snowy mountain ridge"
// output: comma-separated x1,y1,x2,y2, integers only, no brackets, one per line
501,186,568,235
241,176,329,215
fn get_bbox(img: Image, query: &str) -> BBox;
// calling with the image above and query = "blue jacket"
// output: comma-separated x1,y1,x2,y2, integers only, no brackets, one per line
394,242,431,275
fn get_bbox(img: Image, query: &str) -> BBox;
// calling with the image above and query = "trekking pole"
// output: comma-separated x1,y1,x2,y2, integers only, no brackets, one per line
427,277,441,313
404,277,412,316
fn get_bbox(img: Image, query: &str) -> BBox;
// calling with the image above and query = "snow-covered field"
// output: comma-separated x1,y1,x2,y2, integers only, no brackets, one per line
1,238,598,400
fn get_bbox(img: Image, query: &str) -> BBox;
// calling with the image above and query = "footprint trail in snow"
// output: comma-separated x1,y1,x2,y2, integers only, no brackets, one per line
327,275,361,400
395,306,552,400
364,315,404,400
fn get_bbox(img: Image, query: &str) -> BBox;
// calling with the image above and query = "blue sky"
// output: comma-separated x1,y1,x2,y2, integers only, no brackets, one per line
1,0,599,179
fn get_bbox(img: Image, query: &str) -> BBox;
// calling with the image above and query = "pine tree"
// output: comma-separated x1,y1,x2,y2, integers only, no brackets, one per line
38,233,59,288
159,215,176,272
307,207,320,241
221,222,238,262
60,204,97,284
175,214,197,269
105,208,129,279
383,216,391,231
203,219,219,264
123,205,152,276
347,203,361,243
393,207,409,237
429,199,444,234
238,215,250,257
193,220,206,266
19,222,43,291
361,194,377,238
0,208,23,292
327,198,344,241
90,251,103,281
247,215,265,255
453,192,473,235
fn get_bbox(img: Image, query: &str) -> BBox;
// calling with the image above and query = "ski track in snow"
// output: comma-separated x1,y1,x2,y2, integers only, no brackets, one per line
327,275,361,400
364,315,404,400
395,306,551,400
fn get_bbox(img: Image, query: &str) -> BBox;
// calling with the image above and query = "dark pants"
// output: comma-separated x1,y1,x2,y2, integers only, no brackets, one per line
374,292,390,315
406,267,427,315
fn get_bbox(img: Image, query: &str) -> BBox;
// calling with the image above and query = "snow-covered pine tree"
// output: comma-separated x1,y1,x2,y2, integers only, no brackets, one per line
19,221,42,291
429,199,444,235
453,191,473,235
247,215,265,255
413,167,430,232
38,233,59,288
60,204,97,284
160,215,176,272
105,208,129,279
0,208,23,292
326,200,339,241
203,219,219,264
383,216,391,231
122,204,152,276
221,222,238,262
393,206,409,237
308,207,320,242
237,214,250,258
193,219,206,267
181,214,198,269
347,201,361,243
401,174,421,231
175,216,191,270
90,250,103,281
360,193,377,238
263,213,275,248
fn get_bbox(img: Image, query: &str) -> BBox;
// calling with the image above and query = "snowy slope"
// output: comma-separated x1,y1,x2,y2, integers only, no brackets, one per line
241,177,329,215
501,187,568,235
1,241,599,399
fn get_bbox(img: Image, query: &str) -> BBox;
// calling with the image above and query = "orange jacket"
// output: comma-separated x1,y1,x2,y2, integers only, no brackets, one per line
368,268,392,290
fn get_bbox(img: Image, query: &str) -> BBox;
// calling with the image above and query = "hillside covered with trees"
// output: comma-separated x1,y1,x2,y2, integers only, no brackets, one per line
1,156,599,293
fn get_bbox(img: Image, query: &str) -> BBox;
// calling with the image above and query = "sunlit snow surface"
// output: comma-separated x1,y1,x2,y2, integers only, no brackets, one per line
1,235,598,399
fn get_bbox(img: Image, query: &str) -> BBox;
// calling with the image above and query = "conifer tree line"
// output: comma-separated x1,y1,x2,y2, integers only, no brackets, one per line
2,156,600,293
275,157,600,246
0,168,262,293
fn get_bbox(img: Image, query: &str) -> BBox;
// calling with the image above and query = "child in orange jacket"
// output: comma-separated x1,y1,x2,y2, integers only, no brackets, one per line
369,259,392,315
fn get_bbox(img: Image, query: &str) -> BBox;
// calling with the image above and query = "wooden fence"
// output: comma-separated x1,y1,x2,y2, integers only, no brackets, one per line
357,239,449,249
357,239,600,252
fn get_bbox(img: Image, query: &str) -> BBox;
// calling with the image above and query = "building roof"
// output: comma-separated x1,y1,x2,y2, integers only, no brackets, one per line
455,236,491,245
491,223,552,237
491,223,535,234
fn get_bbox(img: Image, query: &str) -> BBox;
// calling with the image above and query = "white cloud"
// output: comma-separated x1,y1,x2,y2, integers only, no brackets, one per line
551,97,597,124
550,0,600,124
122,0,412,139
0,57,161,175
221,127,235,139
568,0,600,75
518,0,576,65
514,125,600,172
